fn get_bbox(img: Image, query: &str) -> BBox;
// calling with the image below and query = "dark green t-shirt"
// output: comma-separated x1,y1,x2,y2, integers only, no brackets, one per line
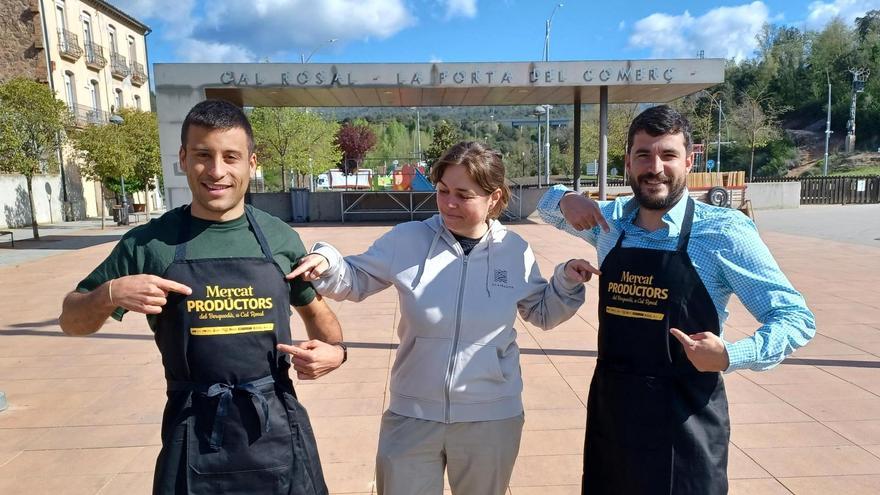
76,205,316,327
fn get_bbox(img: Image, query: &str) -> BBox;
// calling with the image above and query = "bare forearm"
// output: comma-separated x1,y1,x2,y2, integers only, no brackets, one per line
303,307,342,343
296,295,343,343
59,283,115,336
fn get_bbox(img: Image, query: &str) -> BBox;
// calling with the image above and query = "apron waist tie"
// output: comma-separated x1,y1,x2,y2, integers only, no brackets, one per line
168,374,276,451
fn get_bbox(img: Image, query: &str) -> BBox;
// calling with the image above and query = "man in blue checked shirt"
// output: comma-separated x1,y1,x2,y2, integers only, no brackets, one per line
538,105,815,495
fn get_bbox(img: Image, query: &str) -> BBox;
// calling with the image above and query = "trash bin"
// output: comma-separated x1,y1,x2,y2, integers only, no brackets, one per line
290,188,310,223
113,204,130,226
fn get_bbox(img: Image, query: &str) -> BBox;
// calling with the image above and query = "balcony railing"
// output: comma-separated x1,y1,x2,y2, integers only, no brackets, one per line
130,61,147,86
110,52,129,79
57,29,82,61
68,103,109,127
84,42,106,70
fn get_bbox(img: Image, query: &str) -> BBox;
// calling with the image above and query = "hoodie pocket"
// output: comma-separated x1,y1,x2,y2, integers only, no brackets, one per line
450,342,509,403
391,336,452,403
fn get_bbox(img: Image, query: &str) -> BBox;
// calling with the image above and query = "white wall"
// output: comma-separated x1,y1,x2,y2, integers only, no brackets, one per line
0,174,64,228
744,181,801,210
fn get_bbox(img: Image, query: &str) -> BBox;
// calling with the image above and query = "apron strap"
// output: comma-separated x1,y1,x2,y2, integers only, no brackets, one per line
675,197,696,252
244,206,275,263
168,374,276,451
173,206,275,263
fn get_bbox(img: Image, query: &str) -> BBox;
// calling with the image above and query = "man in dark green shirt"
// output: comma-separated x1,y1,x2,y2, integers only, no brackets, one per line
59,100,342,494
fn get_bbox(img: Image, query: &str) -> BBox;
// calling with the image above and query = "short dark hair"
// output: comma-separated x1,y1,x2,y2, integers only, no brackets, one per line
180,99,255,152
626,105,692,153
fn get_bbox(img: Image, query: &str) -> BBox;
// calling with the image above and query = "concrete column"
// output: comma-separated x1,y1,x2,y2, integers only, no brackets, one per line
598,85,608,201
156,82,204,209
572,89,582,192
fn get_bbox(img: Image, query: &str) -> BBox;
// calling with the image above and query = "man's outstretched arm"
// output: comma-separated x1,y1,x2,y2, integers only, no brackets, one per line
60,275,192,336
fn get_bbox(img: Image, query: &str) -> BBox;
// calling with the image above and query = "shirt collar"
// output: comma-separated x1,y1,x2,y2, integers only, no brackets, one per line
617,188,690,238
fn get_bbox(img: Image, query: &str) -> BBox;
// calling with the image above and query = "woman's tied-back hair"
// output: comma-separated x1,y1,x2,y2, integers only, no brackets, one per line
180,99,255,153
430,141,510,219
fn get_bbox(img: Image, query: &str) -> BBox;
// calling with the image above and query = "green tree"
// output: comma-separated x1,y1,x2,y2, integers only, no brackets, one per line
118,109,161,214
250,107,342,191
424,120,460,167
69,120,134,228
730,91,788,180
0,78,68,239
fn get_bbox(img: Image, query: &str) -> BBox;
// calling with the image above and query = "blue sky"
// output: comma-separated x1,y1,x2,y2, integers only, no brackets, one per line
111,0,879,66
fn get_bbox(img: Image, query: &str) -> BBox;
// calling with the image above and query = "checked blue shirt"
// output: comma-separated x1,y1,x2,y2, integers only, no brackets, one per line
538,185,816,372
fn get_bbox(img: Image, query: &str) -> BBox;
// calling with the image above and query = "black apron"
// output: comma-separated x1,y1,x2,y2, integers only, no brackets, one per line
151,206,327,495
583,199,730,495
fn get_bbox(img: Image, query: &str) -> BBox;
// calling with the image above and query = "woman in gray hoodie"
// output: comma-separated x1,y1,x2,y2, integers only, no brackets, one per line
288,142,598,495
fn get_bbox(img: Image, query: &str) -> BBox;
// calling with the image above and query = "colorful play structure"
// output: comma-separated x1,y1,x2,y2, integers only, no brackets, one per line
320,163,434,192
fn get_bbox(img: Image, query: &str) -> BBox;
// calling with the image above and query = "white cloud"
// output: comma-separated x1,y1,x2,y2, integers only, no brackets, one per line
442,0,478,19
197,0,415,57
618,20,626,31
108,0,196,28
628,1,769,62
805,0,880,29
176,39,255,63
429,55,443,63
111,0,415,62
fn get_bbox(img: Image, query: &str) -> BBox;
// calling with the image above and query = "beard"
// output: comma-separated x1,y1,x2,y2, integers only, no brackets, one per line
629,172,687,210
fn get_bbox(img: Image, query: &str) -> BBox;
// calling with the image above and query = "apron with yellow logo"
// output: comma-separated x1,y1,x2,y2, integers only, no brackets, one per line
583,198,730,494
151,206,327,495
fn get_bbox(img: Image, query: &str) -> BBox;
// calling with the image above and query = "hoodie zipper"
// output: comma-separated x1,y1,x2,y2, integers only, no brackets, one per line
443,247,469,424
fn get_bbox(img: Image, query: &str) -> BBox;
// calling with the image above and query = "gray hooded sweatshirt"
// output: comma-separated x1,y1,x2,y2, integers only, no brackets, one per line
311,215,585,423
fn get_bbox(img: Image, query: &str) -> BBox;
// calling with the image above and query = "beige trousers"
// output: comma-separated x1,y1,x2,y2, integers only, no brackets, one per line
375,410,525,495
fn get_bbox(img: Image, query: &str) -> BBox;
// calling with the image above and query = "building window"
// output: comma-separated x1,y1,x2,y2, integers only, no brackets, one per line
63,71,76,110
88,79,101,124
134,94,141,110
115,88,123,111
55,1,66,31
108,25,118,54
81,12,93,48
128,36,136,63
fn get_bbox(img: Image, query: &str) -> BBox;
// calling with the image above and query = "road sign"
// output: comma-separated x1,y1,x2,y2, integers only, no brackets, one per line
706,159,715,171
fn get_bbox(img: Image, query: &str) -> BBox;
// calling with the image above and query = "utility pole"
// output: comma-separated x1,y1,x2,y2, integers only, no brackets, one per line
845,68,870,153
824,70,832,175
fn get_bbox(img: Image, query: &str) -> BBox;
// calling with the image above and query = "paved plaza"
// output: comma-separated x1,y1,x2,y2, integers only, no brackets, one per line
1,204,879,494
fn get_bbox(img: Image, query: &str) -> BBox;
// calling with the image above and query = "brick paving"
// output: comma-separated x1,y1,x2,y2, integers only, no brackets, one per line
1,207,879,494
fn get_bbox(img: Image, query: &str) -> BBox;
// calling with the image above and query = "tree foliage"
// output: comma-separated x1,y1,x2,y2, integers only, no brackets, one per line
424,120,460,166
335,121,376,173
0,78,68,238
250,107,342,190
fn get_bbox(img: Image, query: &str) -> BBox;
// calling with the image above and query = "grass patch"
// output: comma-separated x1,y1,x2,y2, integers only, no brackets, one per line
830,166,880,176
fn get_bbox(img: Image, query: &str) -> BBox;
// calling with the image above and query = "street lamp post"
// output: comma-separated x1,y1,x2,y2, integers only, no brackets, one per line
301,38,338,64
410,107,421,162
542,3,562,187
824,70,832,175
699,90,725,173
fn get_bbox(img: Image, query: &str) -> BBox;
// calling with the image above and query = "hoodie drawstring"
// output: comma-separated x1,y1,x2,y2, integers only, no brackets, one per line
484,226,494,298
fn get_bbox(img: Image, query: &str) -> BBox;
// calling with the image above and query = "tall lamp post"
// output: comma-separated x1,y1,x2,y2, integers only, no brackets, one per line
410,107,421,162
699,90,726,173
823,70,832,175
301,38,338,64
533,106,546,186
542,3,562,187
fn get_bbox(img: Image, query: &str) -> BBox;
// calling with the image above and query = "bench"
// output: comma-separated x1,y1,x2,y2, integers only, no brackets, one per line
0,230,13,248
